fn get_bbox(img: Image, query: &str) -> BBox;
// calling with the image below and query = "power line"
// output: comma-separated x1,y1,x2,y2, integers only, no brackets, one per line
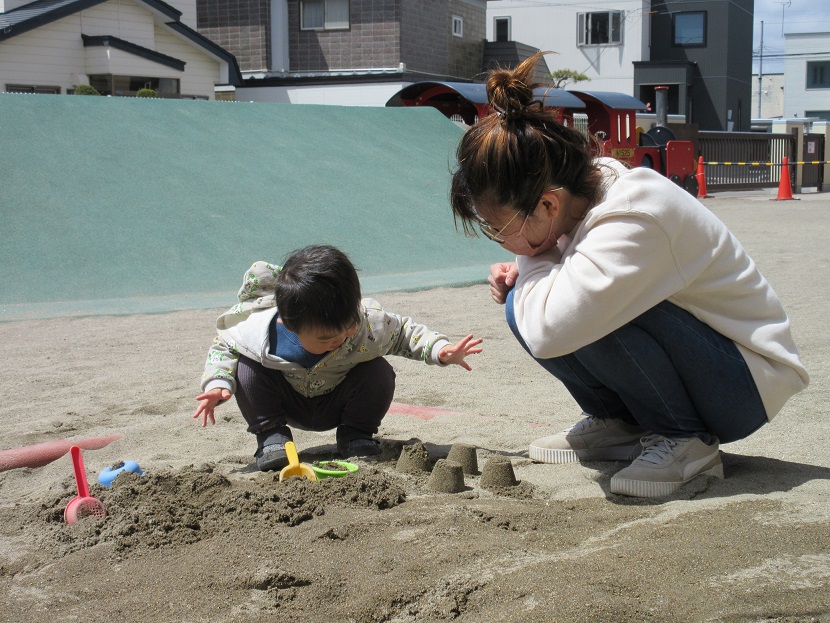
752,51,830,59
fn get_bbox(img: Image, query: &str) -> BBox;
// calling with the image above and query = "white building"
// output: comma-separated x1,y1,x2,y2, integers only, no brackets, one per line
486,0,651,93
0,0,240,99
751,72,785,119
783,31,830,121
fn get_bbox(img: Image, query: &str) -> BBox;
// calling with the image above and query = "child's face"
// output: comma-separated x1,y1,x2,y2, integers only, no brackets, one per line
293,323,359,355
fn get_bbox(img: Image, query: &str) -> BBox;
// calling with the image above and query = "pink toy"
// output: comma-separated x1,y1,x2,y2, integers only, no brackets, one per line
64,446,106,525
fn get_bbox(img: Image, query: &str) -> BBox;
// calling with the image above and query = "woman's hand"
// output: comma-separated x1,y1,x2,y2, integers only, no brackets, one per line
439,334,483,371
488,262,519,304
192,388,232,427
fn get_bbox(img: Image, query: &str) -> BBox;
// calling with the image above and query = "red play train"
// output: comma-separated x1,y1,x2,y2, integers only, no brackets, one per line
386,82,699,196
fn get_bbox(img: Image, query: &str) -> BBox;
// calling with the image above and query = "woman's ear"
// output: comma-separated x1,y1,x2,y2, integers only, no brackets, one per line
538,188,562,218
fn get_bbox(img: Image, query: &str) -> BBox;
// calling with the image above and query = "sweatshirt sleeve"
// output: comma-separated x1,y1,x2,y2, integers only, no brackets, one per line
513,212,687,359
366,301,450,365
200,335,239,395
199,261,279,396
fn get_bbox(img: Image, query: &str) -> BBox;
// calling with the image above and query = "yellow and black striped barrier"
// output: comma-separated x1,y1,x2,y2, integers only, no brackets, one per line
702,160,830,166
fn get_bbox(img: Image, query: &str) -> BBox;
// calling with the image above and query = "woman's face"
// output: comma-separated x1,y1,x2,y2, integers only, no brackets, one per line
475,188,565,256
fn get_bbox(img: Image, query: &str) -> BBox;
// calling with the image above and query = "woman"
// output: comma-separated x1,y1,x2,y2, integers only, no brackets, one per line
450,53,808,497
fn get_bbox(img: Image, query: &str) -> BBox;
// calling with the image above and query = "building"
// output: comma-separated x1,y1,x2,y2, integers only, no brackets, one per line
488,0,754,131
751,72,785,120
197,0,487,105
0,0,241,99
487,0,649,95
783,31,830,121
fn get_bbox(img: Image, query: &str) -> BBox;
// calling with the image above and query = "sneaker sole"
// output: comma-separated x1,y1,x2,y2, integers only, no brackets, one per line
610,461,724,497
529,443,643,464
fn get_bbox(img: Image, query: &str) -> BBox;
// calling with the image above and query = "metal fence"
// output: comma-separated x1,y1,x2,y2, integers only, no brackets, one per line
697,131,796,191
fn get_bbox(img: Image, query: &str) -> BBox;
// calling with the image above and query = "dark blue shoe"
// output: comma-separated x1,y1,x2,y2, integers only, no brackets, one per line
255,426,293,471
337,437,381,459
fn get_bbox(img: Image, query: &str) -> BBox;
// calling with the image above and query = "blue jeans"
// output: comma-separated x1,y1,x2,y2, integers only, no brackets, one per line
505,290,767,444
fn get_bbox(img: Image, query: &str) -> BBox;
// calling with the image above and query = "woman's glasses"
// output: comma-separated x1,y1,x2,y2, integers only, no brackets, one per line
476,210,526,244
474,187,562,245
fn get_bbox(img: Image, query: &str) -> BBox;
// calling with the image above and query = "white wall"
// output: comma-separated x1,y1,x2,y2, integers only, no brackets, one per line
80,0,156,48
783,32,830,119
0,0,32,12
0,17,87,91
751,72,785,119
164,0,198,30
236,82,409,106
485,0,650,94
156,24,223,98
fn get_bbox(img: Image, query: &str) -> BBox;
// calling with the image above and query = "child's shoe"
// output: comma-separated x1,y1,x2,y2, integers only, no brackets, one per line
254,426,293,471
337,437,381,459
336,425,381,459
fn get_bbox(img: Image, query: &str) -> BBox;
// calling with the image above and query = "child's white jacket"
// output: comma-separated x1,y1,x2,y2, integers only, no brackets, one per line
201,262,450,398
513,159,809,420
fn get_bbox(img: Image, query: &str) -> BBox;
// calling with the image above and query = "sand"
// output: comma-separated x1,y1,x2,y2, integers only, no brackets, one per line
1,191,829,622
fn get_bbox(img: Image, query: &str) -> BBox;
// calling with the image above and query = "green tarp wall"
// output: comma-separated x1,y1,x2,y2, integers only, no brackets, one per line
0,93,509,321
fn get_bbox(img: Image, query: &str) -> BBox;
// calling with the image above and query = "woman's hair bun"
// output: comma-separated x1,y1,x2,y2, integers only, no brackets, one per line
485,51,549,120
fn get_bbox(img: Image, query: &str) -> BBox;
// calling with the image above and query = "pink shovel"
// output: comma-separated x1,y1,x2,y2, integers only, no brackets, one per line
64,446,106,525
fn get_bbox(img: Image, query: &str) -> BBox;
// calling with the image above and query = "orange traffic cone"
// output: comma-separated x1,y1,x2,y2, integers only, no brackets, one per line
696,155,711,198
772,156,798,201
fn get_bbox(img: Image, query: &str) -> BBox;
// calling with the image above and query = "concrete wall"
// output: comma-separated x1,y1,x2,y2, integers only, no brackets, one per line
236,81,407,105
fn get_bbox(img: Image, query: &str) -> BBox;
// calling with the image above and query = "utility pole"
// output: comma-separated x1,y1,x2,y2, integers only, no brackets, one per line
757,20,764,118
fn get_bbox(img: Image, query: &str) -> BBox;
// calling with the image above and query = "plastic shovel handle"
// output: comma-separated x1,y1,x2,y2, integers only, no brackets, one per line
70,446,90,498
285,441,300,468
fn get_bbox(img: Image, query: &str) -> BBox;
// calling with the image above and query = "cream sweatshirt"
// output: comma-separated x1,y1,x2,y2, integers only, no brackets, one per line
513,158,808,420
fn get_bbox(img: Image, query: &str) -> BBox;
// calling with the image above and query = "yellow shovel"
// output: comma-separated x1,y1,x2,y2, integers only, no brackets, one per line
278,441,317,482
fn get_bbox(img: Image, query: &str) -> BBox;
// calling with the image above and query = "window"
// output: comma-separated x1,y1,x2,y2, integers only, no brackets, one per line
88,75,180,97
673,12,706,47
807,61,830,88
6,84,61,94
577,11,622,46
494,17,510,42
301,0,349,31
452,15,463,38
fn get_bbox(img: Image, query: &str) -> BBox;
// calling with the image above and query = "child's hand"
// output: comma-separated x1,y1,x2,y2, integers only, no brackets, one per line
193,388,232,427
438,334,483,371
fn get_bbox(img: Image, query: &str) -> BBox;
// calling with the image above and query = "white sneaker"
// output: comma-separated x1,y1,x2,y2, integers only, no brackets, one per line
529,413,647,464
610,435,723,498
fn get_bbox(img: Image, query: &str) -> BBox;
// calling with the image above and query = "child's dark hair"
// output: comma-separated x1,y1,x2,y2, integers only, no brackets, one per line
451,51,603,236
275,245,362,333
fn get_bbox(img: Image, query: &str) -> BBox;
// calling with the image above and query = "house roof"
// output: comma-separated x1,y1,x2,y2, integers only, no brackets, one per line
0,0,241,85
569,91,647,111
0,0,178,39
82,34,185,71
386,81,586,110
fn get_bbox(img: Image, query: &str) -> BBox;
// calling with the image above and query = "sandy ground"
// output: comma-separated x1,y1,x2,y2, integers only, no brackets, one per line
1,190,829,623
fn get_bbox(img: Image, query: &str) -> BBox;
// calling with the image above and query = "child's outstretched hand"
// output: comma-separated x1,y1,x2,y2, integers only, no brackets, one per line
438,334,483,371
193,388,232,427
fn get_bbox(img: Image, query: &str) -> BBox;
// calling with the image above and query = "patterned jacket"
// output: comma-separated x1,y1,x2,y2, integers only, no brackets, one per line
201,261,450,398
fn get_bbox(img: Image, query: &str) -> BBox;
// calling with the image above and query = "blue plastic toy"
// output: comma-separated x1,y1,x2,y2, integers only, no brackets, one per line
98,460,145,487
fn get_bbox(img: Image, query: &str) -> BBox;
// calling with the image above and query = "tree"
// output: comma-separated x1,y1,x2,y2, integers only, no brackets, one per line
73,84,101,96
550,69,589,89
